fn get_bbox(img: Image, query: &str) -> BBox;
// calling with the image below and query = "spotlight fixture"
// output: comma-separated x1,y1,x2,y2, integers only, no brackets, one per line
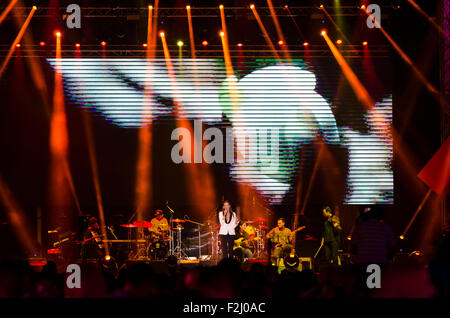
39,41,45,46
105,255,111,261
186,5,190,10
362,41,368,46
202,40,208,46
32,6,37,10
278,40,284,46
55,31,61,37
142,43,148,47
219,4,224,9
219,31,225,37
336,39,343,45
303,42,309,46
237,43,243,47
361,5,366,10
101,41,106,46
319,4,324,9
250,4,255,9
15,43,21,48
148,5,153,10
75,43,80,48
284,5,288,9
159,31,165,37
320,30,326,36
400,235,405,240
177,41,184,47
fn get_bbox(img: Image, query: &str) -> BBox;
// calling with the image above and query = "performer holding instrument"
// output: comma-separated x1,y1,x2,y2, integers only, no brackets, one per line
233,222,256,260
149,209,169,235
320,206,342,265
266,218,306,265
266,218,294,265
218,200,239,259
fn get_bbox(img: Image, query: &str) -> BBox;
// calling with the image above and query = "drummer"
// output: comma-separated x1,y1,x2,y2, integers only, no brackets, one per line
149,209,169,234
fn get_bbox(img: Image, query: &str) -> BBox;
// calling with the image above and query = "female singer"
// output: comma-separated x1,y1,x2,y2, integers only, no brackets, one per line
218,200,239,259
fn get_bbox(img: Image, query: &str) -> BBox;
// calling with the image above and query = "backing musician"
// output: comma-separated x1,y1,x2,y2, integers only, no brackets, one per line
233,222,254,260
80,216,109,262
266,218,294,265
149,209,169,236
321,206,342,265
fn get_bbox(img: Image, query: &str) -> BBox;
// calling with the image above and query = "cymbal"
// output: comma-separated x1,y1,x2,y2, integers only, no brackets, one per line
253,218,267,223
132,221,153,228
171,219,185,223
121,224,137,228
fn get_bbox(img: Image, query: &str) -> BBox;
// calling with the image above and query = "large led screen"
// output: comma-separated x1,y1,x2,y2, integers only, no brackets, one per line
48,58,393,206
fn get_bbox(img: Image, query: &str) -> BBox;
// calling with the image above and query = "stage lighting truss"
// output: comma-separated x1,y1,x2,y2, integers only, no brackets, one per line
10,6,395,18
0,44,391,58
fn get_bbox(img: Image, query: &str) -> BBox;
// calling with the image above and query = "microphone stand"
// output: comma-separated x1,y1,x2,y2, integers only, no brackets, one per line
184,216,205,260
166,202,175,256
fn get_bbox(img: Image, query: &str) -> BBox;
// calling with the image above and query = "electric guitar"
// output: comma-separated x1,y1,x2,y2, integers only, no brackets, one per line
271,226,306,248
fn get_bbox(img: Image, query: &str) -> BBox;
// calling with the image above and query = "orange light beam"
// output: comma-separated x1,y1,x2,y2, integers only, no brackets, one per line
186,5,196,59
12,5,50,115
322,31,374,110
219,5,230,52
0,0,19,25
150,0,159,53
82,112,110,257
0,175,38,255
147,5,153,52
321,6,350,44
0,6,36,78
362,8,447,114
250,5,281,61
285,6,305,40
266,0,291,60
160,33,206,212
299,143,325,216
48,31,74,232
401,188,433,238
407,0,444,36
135,5,155,221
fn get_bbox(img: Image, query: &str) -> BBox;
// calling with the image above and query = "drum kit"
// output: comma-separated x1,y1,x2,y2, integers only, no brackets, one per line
116,218,192,261
240,218,268,258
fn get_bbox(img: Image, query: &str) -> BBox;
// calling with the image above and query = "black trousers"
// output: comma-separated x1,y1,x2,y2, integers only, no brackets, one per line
219,234,235,259
324,240,339,265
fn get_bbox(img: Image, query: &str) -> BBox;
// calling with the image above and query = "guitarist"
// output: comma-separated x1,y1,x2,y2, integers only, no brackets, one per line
266,218,294,266
233,222,254,260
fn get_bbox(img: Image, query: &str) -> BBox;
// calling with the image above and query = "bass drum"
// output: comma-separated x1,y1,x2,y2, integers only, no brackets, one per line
146,240,168,260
